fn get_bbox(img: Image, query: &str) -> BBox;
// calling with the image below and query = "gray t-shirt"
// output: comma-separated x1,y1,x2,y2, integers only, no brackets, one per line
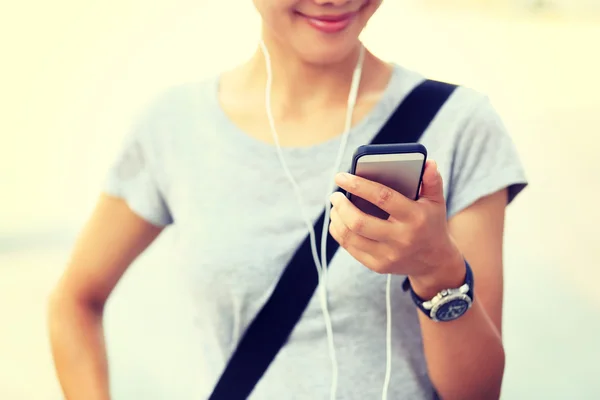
105,64,527,399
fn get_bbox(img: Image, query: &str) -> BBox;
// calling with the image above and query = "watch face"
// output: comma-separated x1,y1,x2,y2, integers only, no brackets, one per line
434,298,470,322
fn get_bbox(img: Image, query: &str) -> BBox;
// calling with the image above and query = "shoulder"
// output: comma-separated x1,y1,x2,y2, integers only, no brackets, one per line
445,85,504,135
389,64,500,133
136,77,218,130
390,63,498,122
439,85,514,158
411,78,527,213
128,76,220,151
405,72,511,153
418,77,520,169
390,65,528,211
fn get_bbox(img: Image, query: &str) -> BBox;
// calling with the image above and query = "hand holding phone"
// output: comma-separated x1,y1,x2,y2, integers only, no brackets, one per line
347,143,427,219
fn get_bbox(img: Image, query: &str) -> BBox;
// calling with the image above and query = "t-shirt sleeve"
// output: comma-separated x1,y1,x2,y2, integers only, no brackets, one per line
446,97,528,218
103,118,173,227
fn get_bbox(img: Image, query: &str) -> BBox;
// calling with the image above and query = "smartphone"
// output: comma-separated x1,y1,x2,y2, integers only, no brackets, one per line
347,143,427,219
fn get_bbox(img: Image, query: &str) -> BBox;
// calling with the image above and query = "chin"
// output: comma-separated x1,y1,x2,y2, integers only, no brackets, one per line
288,9,368,66
288,27,363,66
260,0,375,67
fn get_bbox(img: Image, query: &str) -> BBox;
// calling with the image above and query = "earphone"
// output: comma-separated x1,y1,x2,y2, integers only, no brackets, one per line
259,40,393,400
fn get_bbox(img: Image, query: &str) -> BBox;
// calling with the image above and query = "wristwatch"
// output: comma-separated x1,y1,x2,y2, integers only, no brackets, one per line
402,260,474,322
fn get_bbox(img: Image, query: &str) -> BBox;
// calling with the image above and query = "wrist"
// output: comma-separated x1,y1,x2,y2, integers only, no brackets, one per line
408,247,466,299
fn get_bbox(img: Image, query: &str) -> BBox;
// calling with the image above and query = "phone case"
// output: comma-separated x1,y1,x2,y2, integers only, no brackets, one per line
346,143,428,219
350,143,427,170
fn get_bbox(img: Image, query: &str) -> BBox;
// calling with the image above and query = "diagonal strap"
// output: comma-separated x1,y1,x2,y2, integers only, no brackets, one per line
209,80,458,400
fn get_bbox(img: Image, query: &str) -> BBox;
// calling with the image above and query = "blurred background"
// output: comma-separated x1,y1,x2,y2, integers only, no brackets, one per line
1,0,599,399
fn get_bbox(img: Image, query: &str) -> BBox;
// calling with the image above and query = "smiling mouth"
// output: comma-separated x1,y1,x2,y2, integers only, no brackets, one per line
296,11,358,34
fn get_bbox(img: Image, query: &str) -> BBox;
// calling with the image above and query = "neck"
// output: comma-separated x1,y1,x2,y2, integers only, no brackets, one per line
245,33,370,111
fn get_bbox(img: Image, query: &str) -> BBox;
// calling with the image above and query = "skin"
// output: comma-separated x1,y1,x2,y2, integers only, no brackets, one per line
48,1,506,399
48,195,162,400
332,163,507,399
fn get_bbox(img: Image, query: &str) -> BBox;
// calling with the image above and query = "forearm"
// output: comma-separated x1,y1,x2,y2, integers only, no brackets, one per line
417,299,504,399
48,295,111,400
410,260,505,400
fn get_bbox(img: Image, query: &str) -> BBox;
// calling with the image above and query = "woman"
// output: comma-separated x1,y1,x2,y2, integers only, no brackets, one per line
48,1,527,399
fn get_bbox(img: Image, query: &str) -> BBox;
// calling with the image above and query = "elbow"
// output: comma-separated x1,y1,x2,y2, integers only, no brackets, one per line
436,344,506,400
47,285,106,355
47,281,105,329
477,345,506,400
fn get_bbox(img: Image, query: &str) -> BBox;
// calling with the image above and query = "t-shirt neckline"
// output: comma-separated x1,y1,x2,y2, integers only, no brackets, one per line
208,64,403,158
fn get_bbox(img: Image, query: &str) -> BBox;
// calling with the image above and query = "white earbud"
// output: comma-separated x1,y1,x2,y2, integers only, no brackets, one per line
260,41,391,400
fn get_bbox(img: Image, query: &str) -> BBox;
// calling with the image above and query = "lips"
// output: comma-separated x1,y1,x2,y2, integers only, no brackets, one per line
298,12,357,34
312,13,355,22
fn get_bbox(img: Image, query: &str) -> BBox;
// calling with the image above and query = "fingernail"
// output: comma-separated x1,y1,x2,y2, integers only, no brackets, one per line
329,192,339,204
336,172,351,184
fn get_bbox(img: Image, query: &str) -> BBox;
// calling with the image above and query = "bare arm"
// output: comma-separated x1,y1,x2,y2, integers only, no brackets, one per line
410,189,508,399
48,194,164,400
331,163,510,398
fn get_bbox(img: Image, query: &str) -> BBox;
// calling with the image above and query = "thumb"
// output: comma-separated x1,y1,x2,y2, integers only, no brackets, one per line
419,160,445,203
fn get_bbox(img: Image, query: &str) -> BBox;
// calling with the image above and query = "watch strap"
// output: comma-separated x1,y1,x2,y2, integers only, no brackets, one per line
402,260,474,317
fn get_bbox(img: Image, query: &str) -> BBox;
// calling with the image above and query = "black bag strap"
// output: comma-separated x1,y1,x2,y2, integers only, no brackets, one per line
209,80,458,400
